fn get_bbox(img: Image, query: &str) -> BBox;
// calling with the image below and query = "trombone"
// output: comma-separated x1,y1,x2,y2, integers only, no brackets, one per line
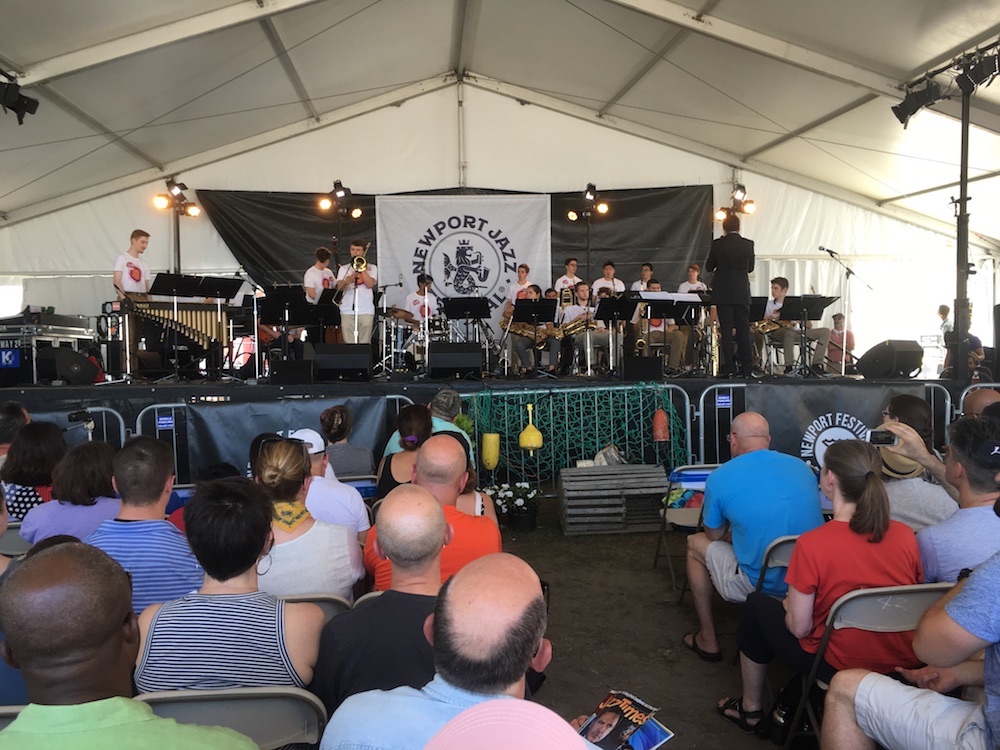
348,242,371,343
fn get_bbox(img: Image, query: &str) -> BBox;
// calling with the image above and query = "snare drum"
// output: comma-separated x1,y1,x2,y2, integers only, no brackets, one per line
427,314,450,340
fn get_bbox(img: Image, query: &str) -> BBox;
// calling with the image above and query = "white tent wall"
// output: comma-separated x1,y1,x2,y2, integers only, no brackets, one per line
0,84,992,365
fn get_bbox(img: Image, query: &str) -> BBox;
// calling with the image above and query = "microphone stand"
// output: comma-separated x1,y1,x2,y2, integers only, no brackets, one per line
819,246,872,376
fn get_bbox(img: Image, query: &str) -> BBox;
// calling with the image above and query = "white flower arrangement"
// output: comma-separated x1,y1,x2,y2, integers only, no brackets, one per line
483,482,540,516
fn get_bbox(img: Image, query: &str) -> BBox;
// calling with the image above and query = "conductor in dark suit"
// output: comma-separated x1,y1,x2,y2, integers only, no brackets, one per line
706,214,755,377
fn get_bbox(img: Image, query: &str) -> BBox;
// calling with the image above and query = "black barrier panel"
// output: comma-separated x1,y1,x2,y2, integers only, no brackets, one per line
185,396,387,478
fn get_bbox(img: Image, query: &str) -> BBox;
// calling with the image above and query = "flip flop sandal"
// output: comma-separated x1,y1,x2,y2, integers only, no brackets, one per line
716,697,764,733
682,632,723,662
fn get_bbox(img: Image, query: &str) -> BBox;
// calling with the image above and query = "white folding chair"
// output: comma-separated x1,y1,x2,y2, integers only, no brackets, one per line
137,686,327,750
782,581,953,749
0,523,30,557
279,593,351,622
754,535,799,594
0,704,23,732
653,464,717,592
353,590,384,608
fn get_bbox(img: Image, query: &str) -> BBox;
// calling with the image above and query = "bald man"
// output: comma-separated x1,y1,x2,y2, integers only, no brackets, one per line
683,412,823,661
364,435,501,591
311,486,450,714
322,553,593,750
963,388,1000,418
0,542,254,749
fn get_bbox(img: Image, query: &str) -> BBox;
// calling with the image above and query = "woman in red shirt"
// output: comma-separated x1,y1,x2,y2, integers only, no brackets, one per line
717,439,922,732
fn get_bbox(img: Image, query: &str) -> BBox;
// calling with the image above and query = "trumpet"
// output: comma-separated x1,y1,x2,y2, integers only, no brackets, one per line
351,242,371,274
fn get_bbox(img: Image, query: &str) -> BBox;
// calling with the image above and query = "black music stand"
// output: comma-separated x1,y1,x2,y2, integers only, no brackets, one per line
148,273,206,381
779,296,838,378
750,296,769,322
595,296,638,376
195,276,244,377
442,297,495,373
259,288,316,362
512,299,558,378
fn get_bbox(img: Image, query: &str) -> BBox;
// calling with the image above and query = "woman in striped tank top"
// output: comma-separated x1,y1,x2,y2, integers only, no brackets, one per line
134,477,326,692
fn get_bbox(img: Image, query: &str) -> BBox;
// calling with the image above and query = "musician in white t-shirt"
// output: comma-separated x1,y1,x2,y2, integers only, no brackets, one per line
303,247,336,305
113,229,152,375
558,281,608,374
335,239,378,344
554,257,583,291
630,263,654,293
642,280,685,369
678,263,708,294
504,264,532,317
591,261,626,297
403,274,438,323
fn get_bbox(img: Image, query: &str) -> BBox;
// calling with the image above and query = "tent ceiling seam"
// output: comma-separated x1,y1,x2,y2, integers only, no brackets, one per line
259,17,320,122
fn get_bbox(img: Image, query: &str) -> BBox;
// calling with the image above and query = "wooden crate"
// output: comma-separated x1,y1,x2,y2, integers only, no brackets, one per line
559,464,670,535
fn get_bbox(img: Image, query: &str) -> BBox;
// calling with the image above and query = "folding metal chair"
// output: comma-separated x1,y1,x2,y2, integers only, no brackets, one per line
353,590,384,608
0,704,22,732
137,686,327,750
279,593,351,622
782,581,953,749
652,464,717,593
755,535,799,594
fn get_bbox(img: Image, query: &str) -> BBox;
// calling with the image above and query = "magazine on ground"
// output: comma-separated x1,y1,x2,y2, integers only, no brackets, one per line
578,690,674,749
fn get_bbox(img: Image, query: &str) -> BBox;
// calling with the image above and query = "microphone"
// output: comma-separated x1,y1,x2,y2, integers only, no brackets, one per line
819,246,838,258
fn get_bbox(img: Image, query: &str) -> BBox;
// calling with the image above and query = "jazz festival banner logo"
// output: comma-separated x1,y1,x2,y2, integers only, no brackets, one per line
375,195,551,322
799,411,870,467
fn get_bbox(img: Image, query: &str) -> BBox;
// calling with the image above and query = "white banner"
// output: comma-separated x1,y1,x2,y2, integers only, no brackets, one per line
375,194,551,327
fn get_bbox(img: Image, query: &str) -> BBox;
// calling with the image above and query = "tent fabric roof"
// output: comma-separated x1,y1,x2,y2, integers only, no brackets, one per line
2,0,999,242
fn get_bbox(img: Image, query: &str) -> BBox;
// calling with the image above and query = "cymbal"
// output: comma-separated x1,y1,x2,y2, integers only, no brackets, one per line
379,307,415,321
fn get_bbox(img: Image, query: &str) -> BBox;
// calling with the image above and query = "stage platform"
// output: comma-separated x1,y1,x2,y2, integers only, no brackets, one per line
1,375,965,484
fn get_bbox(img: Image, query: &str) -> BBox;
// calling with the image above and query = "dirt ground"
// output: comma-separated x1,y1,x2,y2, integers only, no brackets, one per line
503,497,808,750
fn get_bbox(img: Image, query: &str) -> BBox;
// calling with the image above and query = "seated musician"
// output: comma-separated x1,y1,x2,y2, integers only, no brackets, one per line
558,281,608,375
641,280,686,370
827,312,856,373
508,285,559,375
757,277,830,372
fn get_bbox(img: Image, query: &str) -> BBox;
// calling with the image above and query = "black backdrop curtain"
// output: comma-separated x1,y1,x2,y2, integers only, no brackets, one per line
198,185,712,292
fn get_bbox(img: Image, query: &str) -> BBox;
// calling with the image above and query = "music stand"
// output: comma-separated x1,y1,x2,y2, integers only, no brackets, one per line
749,296,769,322
195,276,245,377
259,287,316,362
442,297,495,374
778,295,838,378
512,299,558,378
148,273,205,381
595,296,638,375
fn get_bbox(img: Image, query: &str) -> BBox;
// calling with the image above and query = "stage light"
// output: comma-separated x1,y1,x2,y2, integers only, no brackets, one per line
732,184,747,202
184,204,201,217
567,210,579,222
891,79,942,128
0,80,39,125
583,183,597,202
350,207,363,219
333,180,350,199
153,194,170,210
715,207,730,222
957,55,999,96
166,179,187,196
318,196,333,211
742,200,756,215
595,201,609,215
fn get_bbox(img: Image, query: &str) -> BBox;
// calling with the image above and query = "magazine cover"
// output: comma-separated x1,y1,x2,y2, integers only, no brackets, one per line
578,690,673,749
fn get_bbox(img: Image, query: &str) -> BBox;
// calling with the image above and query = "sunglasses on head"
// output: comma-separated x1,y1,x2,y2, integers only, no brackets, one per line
256,437,311,475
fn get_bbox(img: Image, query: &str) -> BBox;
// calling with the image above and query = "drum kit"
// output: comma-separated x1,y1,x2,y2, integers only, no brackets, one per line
376,306,454,373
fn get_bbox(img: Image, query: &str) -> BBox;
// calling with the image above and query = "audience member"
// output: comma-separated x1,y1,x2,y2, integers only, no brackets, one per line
248,431,281,479
917,417,1000,582
311,485,447,713
0,402,28,471
20,441,120,544
365,435,501,591
383,389,474,462
322,553,561,750
963,388,1000,418
0,421,66,521
427,700,592,750
717,440,922,733
86,437,203,612
823,547,1000,749
456,462,499,524
0,542,254,749
134,477,325,692
684,412,823,661
321,405,375,477
878,395,957,531
166,461,243,532
375,404,432,501
290,428,370,543
255,438,364,602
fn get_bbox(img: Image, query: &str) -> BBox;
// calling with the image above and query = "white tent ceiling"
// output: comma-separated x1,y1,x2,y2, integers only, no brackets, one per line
1,0,1000,245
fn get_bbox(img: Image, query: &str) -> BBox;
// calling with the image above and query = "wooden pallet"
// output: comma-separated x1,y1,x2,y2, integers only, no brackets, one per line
559,464,670,535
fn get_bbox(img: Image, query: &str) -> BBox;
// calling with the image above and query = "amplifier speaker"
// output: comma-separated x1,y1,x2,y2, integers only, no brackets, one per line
428,343,482,380
270,359,314,385
856,340,923,379
313,344,372,382
623,356,663,381
35,347,99,385
0,345,32,387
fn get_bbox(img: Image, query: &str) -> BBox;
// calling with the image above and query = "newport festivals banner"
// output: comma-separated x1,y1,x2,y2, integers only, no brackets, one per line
746,383,924,468
375,194,550,327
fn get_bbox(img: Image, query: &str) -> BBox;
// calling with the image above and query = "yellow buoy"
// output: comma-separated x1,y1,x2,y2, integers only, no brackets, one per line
518,403,543,456
482,433,500,470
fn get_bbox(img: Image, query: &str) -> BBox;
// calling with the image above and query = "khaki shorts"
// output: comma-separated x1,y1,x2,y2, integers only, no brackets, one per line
705,540,755,603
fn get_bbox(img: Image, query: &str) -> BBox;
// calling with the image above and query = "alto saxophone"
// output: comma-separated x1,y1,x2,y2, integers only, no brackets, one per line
635,303,648,353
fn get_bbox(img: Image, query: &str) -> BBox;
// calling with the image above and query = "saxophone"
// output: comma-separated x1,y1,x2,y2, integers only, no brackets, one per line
561,313,598,337
635,303,648,353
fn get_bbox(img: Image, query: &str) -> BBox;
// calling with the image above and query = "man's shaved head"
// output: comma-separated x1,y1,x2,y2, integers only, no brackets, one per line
433,553,546,694
377,485,447,568
414,435,469,502
729,412,770,457
0,543,132,673
964,389,1000,418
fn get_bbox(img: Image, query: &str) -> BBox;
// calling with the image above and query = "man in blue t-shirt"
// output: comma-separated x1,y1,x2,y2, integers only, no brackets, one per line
683,412,822,662
823,547,1000,750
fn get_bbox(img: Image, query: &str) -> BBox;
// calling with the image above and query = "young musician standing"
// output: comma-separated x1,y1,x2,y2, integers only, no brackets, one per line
304,247,336,304
113,229,152,375
335,240,378,344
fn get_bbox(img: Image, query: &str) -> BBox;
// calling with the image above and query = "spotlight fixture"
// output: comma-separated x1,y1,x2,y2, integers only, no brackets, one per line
891,79,943,128
318,196,333,211
567,210,580,222
714,207,730,222
732,184,747,202
184,204,201,218
350,207,363,219
956,55,999,96
0,77,39,125
595,201,609,215
583,183,597,202
152,194,170,210
333,179,349,199
153,179,200,218
166,179,186,197
741,200,756,215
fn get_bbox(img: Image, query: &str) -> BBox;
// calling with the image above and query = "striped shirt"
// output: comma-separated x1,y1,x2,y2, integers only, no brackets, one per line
86,519,203,613
134,592,302,693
